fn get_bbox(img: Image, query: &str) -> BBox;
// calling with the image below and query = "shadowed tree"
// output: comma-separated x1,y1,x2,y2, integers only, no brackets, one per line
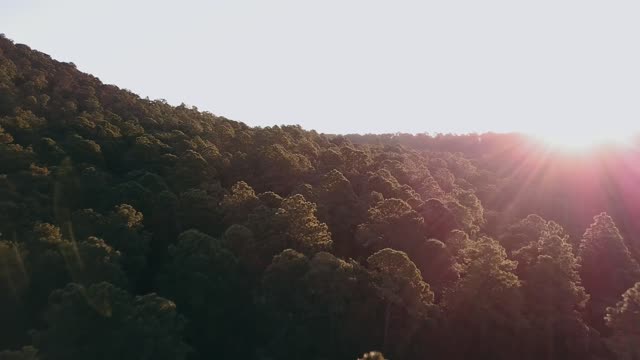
23,223,126,321
365,169,422,208
501,214,568,253
70,205,149,290
0,126,14,144
0,241,29,348
177,188,224,236
357,351,386,360
312,169,364,258
605,282,640,360
579,213,640,332
157,229,251,359
340,145,371,175
412,239,460,299
255,143,313,194
443,237,524,360
367,248,435,358
418,198,458,241
445,229,473,261
225,194,332,273
259,249,378,360
0,347,39,360
514,234,593,359
35,282,189,360
356,198,425,256
277,194,333,255
59,236,128,289
220,181,260,227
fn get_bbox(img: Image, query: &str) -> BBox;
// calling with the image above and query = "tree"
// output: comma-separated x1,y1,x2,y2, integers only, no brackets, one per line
579,213,640,332
177,188,224,236
156,229,250,359
225,194,332,273
501,214,567,253
313,170,364,257
340,145,371,175
356,198,424,256
418,198,458,241
24,223,126,319
0,347,39,360
0,241,29,348
103,204,150,288
367,248,435,357
35,282,189,360
365,169,422,208
259,249,378,360
276,194,333,255
0,126,14,144
60,236,128,288
514,234,592,359
358,351,386,360
605,282,640,360
220,181,259,226
255,143,313,194
71,205,151,291
443,237,524,360
411,239,460,299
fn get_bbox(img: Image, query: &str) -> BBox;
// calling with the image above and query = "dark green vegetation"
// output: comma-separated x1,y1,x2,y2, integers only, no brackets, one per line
1,35,640,359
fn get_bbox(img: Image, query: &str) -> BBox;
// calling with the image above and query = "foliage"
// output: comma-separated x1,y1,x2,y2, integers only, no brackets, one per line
605,282,640,359
1,36,639,360
579,213,640,332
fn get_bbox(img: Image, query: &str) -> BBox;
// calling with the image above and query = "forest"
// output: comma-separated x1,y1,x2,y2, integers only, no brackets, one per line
1,35,640,359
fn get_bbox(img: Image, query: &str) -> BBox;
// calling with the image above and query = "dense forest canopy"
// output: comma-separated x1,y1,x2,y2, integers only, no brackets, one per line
1,35,640,359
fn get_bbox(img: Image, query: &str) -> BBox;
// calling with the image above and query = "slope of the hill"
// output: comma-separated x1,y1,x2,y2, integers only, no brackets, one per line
1,35,639,360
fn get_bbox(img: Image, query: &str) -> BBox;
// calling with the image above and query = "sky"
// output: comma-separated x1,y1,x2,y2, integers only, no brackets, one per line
2,0,640,136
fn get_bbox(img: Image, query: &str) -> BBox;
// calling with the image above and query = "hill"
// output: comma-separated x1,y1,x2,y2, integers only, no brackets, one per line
1,35,639,359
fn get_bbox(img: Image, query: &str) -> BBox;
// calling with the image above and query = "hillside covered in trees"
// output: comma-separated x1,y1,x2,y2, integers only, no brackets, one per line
1,35,640,359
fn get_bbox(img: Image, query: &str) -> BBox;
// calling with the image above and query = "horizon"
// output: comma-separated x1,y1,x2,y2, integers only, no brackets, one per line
3,0,640,138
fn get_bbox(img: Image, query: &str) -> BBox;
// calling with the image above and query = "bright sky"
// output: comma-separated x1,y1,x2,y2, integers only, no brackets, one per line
2,0,640,136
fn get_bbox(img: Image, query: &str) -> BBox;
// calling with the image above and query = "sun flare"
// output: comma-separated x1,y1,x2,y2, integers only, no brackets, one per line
530,127,633,151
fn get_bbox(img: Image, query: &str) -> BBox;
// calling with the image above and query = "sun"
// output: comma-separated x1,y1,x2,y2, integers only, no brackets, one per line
529,127,634,152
